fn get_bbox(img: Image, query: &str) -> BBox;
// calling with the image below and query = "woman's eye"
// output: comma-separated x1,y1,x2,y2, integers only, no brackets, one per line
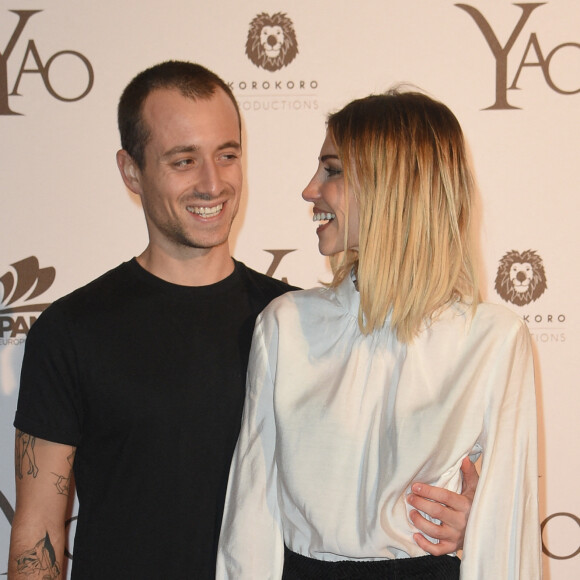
324,166,342,177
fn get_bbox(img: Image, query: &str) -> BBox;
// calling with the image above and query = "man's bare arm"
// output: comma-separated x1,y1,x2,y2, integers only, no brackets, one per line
407,456,479,555
8,429,75,579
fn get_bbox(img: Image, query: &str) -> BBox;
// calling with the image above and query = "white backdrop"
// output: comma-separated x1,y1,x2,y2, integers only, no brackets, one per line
1,1,578,577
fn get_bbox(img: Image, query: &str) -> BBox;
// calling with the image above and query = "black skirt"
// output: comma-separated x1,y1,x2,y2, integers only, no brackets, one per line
282,546,461,580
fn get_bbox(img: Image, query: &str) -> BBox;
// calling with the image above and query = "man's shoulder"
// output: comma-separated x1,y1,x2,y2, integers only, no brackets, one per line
33,261,135,325
235,260,299,305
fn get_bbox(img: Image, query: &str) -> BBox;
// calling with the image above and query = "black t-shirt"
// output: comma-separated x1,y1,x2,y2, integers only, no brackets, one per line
15,259,294,579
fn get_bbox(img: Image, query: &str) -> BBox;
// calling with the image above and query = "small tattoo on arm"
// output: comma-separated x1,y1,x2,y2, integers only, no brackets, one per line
15,430,39,479
52,450,75,497
15,531,61,578
52,473,71,497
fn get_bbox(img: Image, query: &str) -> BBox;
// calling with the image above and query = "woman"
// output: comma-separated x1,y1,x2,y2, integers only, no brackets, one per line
217,90,540,578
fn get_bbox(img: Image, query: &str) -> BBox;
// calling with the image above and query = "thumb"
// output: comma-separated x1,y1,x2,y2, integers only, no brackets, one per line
460,456,479,499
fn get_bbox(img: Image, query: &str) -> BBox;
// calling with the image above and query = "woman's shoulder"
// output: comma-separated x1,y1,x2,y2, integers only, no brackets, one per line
474,301,526,330
461,301,530,349
435,300,528,345
261,285,333,317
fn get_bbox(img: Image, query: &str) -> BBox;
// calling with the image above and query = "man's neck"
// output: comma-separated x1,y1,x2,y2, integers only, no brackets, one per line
136,244,235,287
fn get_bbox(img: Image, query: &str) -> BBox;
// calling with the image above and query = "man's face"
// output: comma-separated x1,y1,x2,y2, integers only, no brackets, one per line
126,88,242,256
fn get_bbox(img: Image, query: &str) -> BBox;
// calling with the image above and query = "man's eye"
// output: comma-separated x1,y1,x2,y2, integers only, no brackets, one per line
174,159,193,168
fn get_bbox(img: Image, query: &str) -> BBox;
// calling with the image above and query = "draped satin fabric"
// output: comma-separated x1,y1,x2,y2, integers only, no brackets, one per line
217,275,541,579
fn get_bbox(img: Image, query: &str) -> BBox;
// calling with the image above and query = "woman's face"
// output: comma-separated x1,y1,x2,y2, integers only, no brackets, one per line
302,132,359,256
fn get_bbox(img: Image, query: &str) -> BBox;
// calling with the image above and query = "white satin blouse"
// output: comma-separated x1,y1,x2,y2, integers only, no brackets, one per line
216,275,541,579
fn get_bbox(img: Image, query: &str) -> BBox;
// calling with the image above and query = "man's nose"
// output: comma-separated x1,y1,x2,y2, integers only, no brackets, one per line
197,160,221,196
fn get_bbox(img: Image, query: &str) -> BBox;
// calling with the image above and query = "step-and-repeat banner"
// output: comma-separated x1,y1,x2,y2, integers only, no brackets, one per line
1,1,578,577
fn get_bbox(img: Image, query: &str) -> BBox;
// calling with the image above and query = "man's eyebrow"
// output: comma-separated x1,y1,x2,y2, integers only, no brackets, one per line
161,141,241,160
161,145,199,159
218,140,242,151
320,154,340,162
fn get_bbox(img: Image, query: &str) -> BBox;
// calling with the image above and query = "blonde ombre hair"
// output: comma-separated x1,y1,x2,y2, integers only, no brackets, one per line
327,89,480,343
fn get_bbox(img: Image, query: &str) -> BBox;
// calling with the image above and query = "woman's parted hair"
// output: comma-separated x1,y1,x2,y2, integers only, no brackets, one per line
327,89,480,343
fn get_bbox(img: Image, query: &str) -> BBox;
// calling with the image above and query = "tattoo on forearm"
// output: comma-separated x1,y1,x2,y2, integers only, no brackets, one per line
15,430,39,479
52,451,75,496
15,531,61,578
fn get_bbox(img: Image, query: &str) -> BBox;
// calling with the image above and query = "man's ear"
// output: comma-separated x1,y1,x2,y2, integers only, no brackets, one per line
116,149,143,196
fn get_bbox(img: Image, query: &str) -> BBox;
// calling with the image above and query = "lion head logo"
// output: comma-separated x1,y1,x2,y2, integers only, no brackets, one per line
246,12,299,72
495,250,547,306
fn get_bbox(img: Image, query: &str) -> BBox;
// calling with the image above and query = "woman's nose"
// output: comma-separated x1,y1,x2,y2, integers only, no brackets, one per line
301,176,319,202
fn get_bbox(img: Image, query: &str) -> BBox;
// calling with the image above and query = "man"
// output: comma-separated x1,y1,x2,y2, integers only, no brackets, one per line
8,61,476,579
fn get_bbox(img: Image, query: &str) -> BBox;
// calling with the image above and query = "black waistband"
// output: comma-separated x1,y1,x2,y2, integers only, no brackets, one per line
282,546,461,580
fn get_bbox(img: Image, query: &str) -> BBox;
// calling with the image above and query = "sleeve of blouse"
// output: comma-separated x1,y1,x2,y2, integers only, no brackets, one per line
460,320,542,579
216,312,284,579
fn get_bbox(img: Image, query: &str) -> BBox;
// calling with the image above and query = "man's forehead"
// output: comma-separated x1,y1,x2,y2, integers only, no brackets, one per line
140,88,241,160
143,86,235,116
142,87,204,119
143,88,239,137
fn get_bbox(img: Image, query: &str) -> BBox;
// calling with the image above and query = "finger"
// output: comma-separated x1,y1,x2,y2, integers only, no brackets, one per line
410,509,463,554
460,456,479,499
409,509,459,542
413,533,456,557
407,495,467,550
408,494,452,525
411,483,454,505
411,483,471,515
413,534,454,556
408,488,469,519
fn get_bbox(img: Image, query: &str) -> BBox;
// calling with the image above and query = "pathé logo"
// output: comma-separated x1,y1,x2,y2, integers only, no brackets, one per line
246,12,299,72
0,256,55,339
0,10,94,115
456,3,580,109
494,250,547,306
